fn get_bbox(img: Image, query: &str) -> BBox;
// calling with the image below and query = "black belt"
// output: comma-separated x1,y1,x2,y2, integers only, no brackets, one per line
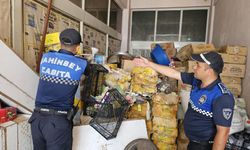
191,140,214,146
34,107,68,116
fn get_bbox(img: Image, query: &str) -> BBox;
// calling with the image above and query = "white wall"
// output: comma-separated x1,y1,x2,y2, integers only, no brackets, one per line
212,0,250,116
121,0,130,52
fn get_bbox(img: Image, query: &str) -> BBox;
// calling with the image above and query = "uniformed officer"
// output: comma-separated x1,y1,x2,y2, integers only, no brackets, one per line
29,28,88,150
133,51,234,150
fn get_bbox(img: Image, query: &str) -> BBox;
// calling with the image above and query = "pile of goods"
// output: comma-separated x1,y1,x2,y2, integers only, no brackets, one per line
131,67,158,95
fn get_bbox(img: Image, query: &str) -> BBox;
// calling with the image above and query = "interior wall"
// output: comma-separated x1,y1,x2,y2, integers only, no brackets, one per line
212,0,250,116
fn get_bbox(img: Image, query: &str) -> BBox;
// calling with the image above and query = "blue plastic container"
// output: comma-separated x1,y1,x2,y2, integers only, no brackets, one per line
150,44,170,66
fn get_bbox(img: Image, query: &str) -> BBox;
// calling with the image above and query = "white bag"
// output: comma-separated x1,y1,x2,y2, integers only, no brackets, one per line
229,108,245,135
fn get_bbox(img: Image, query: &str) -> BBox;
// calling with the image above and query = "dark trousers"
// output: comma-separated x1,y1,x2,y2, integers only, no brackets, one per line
28,111,73,150
187,141,213,150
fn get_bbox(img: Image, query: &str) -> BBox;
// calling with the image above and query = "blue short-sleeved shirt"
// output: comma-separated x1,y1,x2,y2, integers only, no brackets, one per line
35,49,88,111
181,72,234,141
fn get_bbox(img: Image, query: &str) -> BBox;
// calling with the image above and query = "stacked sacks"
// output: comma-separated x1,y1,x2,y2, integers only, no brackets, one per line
127,101,150,119
151,92,179,150
131,67,158,94
126,100,152,137
105,68,131,93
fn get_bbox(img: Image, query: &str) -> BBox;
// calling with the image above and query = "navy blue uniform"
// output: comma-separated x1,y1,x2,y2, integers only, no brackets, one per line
181,72,234,149
29,49,87,150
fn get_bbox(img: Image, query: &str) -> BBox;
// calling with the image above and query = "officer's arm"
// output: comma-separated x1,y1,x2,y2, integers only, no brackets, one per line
212,125,230,150
133,57,181,81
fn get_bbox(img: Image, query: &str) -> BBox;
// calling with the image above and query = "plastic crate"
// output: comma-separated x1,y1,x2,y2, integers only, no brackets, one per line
225,131,250,150
82,64,108,99
90,89,129,140
82,64,108,116
225,144,249,150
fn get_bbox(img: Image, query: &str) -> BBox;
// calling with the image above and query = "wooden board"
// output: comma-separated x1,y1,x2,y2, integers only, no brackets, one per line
0,0,11,47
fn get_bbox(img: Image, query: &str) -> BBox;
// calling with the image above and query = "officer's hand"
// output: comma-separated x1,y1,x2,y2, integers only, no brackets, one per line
133,56,150,67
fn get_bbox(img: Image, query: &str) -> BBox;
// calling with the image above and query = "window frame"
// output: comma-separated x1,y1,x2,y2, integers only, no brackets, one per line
129,7,210,53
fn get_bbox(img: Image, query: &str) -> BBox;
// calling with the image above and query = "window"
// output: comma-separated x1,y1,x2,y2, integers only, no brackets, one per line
85,0,109,24
181,10,207,42
156,11,180,41
131,11,155,41
131,9,208,42
110,0,122,33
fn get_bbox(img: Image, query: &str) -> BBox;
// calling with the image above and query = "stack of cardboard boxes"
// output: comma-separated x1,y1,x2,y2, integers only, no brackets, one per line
220,46,247,97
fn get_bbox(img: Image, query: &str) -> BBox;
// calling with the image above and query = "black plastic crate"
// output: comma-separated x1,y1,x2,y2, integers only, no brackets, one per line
90,89,129,140
82,64,109,116
225,144,249,150
82,64,108,99
225,131,250,150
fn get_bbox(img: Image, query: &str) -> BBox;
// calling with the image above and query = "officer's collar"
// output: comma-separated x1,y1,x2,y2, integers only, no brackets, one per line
199,77,221,90
58,49,75,56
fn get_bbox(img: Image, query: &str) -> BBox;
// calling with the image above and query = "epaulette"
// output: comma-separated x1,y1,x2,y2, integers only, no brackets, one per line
218,83,230,94
74,55,88,61
48,50,57,53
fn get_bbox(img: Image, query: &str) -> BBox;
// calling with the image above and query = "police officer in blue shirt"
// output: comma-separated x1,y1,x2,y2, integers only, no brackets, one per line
133,51,234,150
28,28,88,150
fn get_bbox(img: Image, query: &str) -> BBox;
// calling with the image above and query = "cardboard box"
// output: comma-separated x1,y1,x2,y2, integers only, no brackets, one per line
187,61,196,73
225,83,242,96
122,59,136,72
151,43,175,50
176,44,192,62
221,76,241,84
223,46,248,56
221,64,246,78
0,107,17,123
192,44,216,54
220,53,246,64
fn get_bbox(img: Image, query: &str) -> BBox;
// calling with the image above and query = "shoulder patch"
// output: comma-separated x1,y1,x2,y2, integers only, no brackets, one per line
223,108,233,120
218,83,230,94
